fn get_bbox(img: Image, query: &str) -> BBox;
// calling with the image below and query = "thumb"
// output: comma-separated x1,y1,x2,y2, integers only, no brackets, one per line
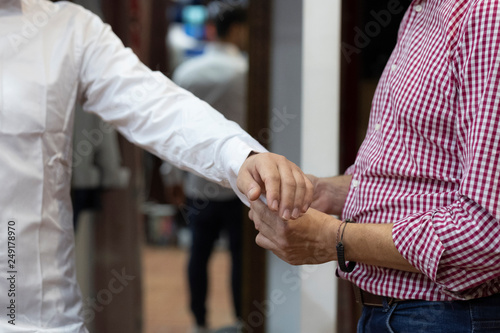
246,183,262,201
237,170,262,201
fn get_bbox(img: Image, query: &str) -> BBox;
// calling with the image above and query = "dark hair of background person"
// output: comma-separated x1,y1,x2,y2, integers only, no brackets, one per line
212,5,248,39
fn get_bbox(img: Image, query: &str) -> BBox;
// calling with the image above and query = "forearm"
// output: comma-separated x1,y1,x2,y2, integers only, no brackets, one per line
340,221,420,273
328,175,352,216
317,175,420,272
311,174,352,215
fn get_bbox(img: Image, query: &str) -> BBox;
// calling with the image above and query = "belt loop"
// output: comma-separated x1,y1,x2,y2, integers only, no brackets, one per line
382,297,390,312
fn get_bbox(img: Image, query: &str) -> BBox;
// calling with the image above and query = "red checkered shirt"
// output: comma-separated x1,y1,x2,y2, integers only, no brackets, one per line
341,0,500,301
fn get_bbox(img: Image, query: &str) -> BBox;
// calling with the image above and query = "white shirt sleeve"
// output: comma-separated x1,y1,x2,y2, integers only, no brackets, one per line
75,9,266,200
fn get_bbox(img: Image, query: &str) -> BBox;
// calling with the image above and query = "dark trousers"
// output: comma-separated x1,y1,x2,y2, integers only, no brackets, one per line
358,294,500,332
185,197,243,327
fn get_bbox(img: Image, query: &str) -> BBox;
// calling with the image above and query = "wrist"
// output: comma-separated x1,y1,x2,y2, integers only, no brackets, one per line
247,150,259,159
311,213,340,264
336,219,357,272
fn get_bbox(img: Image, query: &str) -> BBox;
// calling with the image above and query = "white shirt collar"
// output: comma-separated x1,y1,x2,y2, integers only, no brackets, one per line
204,41,241,57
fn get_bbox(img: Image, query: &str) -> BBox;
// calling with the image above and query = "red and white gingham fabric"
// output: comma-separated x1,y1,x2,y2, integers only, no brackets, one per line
341,0,500,301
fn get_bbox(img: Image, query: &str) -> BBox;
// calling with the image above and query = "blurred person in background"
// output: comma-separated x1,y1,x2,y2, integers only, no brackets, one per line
164,3,249,332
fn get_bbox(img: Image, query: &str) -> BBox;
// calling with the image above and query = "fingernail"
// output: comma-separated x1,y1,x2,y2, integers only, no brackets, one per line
282,209,291,220
302,204,309,212
272,200,279,211
292,208,300,219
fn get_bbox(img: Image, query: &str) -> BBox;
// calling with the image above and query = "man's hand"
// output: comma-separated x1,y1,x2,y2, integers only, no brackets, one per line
249,189,420,272
249,199,340,265
237,152,313,220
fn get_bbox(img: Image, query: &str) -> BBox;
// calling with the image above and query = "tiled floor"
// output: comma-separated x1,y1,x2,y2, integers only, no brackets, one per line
142,245,235,333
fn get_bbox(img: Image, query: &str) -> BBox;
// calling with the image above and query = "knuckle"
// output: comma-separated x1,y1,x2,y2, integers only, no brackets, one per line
306,179,314,191
254,221,260,231
255,233,266,246
283,178,297,188
294,173,305,184
265,174,281,183
295,180,306,191
262,173,280,184
277,237,288,250
277,155,288,163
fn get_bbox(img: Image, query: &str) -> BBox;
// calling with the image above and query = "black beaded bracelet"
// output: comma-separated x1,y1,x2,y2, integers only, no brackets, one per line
336,219,356,273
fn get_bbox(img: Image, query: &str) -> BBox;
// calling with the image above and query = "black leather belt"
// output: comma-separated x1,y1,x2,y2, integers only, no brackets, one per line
353,285,403,307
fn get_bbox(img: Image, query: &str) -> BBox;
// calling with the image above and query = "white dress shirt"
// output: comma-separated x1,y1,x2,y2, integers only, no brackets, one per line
0,1,264,331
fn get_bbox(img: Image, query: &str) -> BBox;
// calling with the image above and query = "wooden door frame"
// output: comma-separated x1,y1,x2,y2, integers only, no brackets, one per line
241,1,272,332
337,0,363,331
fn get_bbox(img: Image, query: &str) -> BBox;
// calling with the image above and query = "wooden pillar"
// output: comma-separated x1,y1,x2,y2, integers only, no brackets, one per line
143,0,170,205
148,0,170,73
93,140,144,333
241,0,272,332
93,1,143,333
338,1,363,332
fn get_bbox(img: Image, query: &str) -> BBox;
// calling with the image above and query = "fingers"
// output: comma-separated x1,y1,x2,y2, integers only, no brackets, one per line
251,202,280,235
250,199,278,228
271,158,295,219
250,201,307,265
255,232,277,251
303,178,314,212
249,200,287,250
276,163,313,219
237,153,282,211
259,155,311,219
237,152,313,219
293,169,314,216
243,154,280,212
